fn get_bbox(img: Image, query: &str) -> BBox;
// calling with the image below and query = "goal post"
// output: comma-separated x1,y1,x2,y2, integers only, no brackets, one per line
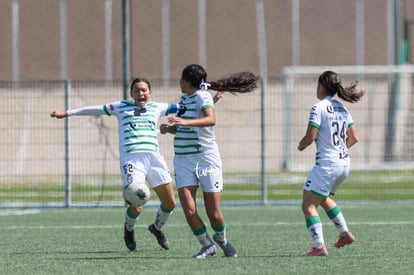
282,65,414,171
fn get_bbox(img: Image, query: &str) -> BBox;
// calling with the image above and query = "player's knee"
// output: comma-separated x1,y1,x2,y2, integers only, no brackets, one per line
207,210,224,225
162,200,176,212
183,207,197,219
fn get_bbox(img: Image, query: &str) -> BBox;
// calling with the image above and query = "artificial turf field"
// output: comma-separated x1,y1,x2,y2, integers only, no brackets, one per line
1,204,413,275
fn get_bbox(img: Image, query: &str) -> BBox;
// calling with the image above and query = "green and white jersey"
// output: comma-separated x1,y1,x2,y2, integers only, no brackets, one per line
102,100,179,156
174,90,218,155
308,96,354,166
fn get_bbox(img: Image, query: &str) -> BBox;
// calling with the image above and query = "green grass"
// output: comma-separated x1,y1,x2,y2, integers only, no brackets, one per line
1,205,413,274
1,170,414,206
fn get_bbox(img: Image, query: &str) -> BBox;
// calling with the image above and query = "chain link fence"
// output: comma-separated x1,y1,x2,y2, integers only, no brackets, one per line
1,0,414,81
1,0,414,207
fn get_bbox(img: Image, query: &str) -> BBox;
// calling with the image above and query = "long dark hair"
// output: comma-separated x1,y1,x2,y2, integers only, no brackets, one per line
318,71,365,103
181,64,259,93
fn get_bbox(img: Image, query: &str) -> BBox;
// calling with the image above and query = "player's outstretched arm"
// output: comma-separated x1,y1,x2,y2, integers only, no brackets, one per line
51,105,106,118
50,110,68,119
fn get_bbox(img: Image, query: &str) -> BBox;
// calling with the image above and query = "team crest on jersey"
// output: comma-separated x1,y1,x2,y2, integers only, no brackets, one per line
327,105,334,113
109,104,115,110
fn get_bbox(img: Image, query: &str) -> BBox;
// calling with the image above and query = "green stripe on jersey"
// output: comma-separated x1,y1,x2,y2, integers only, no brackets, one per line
174,144,199,148
126,141,157,147
175,151,204,155
124,134,156,139
174,137,198,141
127,148,158,153
176,129,196,134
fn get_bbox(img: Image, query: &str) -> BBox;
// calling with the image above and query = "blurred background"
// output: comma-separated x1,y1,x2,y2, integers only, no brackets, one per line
1,0,413,208
1,0,414,81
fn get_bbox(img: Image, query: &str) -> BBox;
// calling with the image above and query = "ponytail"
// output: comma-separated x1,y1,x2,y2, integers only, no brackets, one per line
319,71,364,103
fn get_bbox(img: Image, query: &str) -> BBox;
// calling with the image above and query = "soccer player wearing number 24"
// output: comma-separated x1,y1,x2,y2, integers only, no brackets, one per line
298,71,365,256
50,78,179,252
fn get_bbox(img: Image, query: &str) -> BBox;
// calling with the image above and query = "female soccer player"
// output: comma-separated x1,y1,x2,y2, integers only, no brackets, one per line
50,78,178,252
160,64,258,258
298,71,364,256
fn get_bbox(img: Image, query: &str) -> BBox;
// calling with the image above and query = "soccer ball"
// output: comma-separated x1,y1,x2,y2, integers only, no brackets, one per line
123,182,151,206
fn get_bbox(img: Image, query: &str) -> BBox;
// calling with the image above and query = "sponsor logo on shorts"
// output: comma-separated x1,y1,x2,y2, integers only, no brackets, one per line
195,161,220,178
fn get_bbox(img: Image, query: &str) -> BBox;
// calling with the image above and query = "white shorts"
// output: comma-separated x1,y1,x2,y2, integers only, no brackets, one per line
304,165,349,198
174,152,223,193
120,153,172,188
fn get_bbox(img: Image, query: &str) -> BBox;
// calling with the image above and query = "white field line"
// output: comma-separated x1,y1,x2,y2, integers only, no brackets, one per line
0,209,41,216
0,221,413,230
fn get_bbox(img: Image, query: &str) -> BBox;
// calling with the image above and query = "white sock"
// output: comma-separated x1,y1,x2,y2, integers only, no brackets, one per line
326,206,349,235
331,212,349,235
193,226,213,247
125,208,139,232
197,233,212,247
306,216,325,248
153,206,173,231
212,224,227,244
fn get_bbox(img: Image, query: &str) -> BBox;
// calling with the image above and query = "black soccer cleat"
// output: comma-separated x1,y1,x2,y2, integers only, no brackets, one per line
124,223,136,251
148,224,170,250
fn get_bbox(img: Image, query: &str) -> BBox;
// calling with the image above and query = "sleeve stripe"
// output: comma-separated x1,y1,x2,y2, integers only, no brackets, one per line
103,105,111,116
202,104,214,110
168,104,178,114
309,121,320,128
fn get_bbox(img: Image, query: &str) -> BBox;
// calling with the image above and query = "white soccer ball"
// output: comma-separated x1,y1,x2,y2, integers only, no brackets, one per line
123,182,151,206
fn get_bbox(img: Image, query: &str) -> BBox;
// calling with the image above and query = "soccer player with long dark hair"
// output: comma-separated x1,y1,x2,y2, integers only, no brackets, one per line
160,64,258,258
298,71,364,256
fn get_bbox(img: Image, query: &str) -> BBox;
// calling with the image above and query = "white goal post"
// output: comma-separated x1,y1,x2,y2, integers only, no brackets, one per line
282,65,414,171
283,65,414,76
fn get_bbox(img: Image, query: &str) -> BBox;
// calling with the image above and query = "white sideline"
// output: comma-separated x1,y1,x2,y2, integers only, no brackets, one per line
0,220,413,230
0,209,41,216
